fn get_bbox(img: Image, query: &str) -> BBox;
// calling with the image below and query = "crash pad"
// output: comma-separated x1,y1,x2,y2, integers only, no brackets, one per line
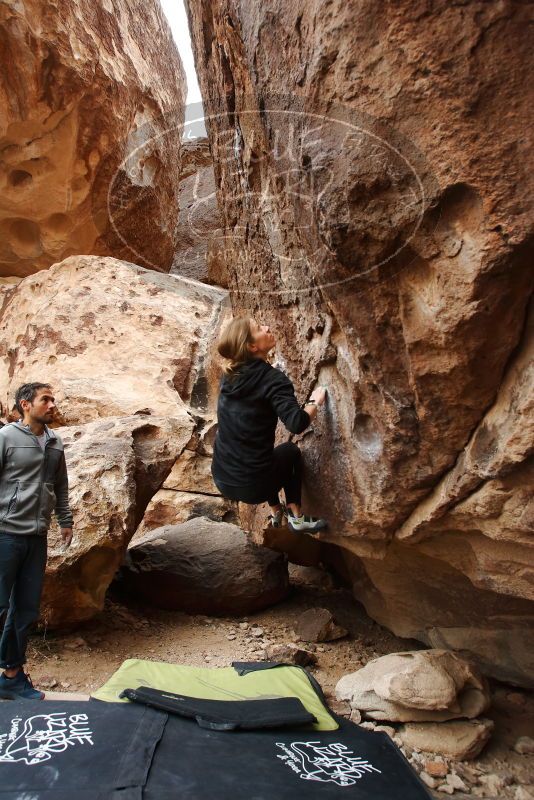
0,663,432,799
92,659,338,731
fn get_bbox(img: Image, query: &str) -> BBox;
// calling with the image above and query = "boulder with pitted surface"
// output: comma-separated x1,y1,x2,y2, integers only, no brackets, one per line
43,415,194,627
0,255,229,423
0,255,230,626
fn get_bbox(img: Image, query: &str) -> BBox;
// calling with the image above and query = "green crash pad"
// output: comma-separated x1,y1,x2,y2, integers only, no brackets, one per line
92,660,338,732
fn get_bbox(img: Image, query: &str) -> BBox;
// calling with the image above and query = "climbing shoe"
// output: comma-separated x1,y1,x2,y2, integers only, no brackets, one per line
287,512,327,534
268,507,286,528
0,670,45,700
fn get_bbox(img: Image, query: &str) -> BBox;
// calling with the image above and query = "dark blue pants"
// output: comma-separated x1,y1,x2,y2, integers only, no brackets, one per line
215,442,303,507
0,534,47,669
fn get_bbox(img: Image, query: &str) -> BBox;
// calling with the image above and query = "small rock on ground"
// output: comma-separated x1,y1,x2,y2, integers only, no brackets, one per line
264,642,317,667
420,771,437,789
424,761,448,778
295,607,348,643
397,718,494,761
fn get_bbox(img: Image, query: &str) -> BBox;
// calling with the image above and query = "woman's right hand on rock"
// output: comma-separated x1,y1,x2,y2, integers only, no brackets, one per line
310,386,327,406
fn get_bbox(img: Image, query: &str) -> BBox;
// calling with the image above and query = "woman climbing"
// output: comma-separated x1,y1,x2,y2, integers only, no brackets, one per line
211,316,327,533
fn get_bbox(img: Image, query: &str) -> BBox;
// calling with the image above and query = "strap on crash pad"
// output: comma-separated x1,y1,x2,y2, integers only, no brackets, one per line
120,686,317,731
232,660,285,676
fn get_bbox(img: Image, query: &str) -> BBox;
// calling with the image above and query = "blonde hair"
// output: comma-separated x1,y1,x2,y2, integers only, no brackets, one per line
218,316,253,375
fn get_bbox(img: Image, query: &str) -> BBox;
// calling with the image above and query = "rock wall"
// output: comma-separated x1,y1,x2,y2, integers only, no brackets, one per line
0,255,230,625
185,0,534,684
0,0,186,277
171,137,227,286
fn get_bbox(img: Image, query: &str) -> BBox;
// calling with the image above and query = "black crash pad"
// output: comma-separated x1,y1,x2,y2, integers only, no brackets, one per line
0,690,431,799
144,711,431,799
0,700,165,799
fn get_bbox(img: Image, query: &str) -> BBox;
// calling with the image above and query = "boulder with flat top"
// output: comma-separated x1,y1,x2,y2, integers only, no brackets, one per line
335,650,490,722
397,718,494,760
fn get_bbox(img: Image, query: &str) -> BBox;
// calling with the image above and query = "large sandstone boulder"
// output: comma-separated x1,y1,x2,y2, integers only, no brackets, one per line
342,527,534,689
162,449,220,495
43,415,194,627
0,254,230,627
185,0,534,684
0,255,230,423
0,0,186,277
119,517,290,615
335,650,490,722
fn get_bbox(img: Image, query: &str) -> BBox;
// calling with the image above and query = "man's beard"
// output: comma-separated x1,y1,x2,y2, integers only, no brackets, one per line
32,413,53,425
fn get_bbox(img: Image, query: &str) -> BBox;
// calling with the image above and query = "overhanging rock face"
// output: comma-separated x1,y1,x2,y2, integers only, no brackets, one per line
0,0,186,277
185,0,534,684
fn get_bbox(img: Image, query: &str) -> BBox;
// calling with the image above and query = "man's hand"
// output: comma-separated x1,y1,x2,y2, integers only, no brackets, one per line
60,528,73,547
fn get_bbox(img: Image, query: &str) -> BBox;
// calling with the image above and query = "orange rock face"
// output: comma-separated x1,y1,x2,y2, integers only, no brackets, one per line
0,0,186,277
185,0,534,683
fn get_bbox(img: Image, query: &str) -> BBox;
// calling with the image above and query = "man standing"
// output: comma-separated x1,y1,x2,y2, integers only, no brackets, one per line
0,383,73,700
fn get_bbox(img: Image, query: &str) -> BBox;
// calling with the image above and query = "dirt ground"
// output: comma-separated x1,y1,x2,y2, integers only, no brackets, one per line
26,567,534,798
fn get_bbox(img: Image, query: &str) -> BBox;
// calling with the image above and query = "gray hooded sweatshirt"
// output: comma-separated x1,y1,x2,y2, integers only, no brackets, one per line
0,422,73,535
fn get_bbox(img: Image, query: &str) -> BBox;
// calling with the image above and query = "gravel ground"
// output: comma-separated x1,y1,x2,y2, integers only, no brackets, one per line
24,567,534,798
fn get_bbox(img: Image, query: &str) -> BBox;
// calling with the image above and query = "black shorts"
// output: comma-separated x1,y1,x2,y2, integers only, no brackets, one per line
214,442,302,506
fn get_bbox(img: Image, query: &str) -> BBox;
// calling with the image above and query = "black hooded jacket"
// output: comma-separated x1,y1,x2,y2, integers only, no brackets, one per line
211,359,310,488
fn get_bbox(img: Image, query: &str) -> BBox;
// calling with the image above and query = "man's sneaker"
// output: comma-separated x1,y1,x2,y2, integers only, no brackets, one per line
287,512,327,534
0,670,45,700
268,507,286,528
